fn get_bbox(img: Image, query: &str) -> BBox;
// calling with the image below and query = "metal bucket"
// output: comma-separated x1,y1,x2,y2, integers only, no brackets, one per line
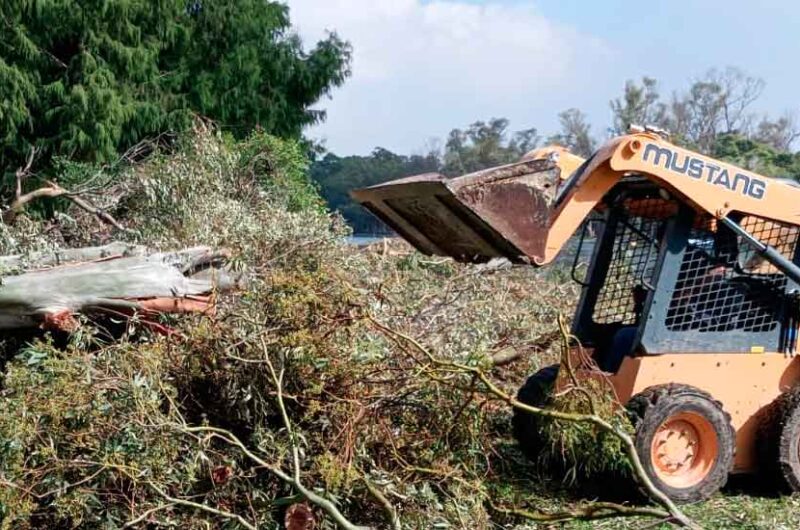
350,157,566,264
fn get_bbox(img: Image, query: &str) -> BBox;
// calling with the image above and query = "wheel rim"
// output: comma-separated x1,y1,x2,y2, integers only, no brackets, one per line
650,411,718,489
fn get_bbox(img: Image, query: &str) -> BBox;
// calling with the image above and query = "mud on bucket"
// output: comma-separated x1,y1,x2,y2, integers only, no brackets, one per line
350,153,575,264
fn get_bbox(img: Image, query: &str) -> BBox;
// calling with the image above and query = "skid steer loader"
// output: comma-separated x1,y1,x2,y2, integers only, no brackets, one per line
351,131,800,503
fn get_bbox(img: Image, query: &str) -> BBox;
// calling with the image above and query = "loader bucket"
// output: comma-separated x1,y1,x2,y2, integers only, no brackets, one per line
350,157,569,264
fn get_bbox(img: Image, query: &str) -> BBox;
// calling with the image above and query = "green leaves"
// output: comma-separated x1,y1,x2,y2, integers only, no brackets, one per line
713,133,800,180
310,118,535,234
0,0,351,196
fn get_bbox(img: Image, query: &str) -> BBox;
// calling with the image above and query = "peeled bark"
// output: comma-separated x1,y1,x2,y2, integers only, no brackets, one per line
0,242,149,272
0,244,239,331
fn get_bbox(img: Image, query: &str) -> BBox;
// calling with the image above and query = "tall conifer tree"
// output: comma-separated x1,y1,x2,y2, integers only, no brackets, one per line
0,0,350,177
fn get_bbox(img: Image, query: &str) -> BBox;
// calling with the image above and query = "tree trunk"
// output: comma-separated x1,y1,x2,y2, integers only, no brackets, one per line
0,243,238,331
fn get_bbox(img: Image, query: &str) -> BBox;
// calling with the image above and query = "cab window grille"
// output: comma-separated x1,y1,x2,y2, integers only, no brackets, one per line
665,215,798,333
592,198,674,325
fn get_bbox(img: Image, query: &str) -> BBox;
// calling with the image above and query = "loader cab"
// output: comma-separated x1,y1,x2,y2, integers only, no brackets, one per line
570,179,800,373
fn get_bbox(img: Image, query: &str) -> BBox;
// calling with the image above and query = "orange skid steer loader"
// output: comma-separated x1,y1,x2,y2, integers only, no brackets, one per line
352,131,800,503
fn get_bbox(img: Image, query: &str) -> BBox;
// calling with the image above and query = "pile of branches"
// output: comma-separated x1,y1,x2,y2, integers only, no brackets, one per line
0,127,698,529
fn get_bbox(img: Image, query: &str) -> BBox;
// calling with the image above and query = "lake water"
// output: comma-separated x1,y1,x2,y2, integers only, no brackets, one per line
347,235,393,246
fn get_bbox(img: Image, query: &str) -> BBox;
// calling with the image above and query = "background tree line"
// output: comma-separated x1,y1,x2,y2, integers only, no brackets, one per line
314,67,800,234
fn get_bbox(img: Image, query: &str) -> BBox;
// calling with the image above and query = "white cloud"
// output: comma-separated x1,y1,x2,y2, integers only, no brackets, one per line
287,0,617,154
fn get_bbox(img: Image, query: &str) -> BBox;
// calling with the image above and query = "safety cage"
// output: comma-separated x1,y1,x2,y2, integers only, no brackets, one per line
569,181,800,370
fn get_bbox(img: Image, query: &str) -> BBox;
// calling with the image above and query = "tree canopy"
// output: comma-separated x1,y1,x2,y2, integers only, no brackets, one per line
442,118,539,175
311,119,540,233
608,68,800,180
712,133,800,179
609,68,795,155
0,0,351,175
546,108,596,158
311,148,440,234
315,67,800,234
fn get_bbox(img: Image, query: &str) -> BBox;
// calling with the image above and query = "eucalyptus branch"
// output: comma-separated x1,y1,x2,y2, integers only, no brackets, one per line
146,482,257,530
490,500,671,523
181,425,372,530
173,337,375,530
362,473,402,530
122,503,176,528
367,315,700,529
3,177,131,233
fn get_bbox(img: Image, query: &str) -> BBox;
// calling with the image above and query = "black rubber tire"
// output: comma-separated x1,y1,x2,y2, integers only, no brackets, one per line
626,384,735,503
761,386,800,492
512,364,559,460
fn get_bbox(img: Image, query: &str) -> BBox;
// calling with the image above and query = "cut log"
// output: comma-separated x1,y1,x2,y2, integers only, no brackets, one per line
0,242,150,272
0,244,240,331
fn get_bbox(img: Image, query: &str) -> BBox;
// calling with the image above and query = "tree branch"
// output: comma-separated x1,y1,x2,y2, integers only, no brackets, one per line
15,146,36,200
122,503,175,528
174,340,375,530
367,315,700,529
3,170,131,233
182,425,372,530
490,500,671,523
362,474,402,530
146,482,257,530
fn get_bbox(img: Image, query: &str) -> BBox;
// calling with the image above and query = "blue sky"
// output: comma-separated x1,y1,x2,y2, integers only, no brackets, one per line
539,0,799,100
288,0,800,154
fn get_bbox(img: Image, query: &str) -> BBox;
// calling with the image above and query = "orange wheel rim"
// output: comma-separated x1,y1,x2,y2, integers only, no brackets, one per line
650,412,718,488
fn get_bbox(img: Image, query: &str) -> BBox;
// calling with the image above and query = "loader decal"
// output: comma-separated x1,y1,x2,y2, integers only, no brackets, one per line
643,144,766,199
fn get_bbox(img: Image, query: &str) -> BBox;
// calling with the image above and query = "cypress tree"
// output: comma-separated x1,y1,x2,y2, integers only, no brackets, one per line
172,1,351,139
0,0,351,178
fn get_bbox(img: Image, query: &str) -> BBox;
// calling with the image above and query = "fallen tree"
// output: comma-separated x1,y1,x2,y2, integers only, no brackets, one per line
0,126,725,529
0,243,239,331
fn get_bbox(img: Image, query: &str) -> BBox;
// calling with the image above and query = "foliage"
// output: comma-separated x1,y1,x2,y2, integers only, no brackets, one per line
537,374,633,482
311,118,538,234
0,125,603,528
713,133,800,180
0,339,192,529
754,115,800,152
172,2,351,140
310,148,439,233
0,0,350,183
610,77,667,136
547,109,596,158
236,130,324,214
441,118,539,176
46,123,325,253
